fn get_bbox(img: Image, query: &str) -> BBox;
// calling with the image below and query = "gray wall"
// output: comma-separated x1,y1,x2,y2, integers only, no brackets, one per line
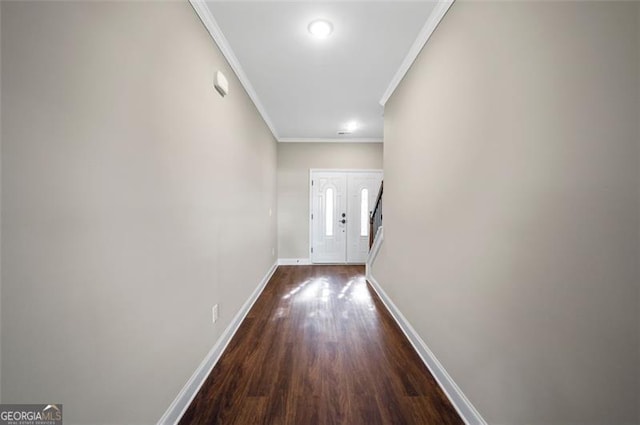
1,2,277,424
277,142,382,259
373,1,640,424
0,0,2,403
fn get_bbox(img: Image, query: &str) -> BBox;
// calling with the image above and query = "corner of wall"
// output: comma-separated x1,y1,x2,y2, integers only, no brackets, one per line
365,226,383,279
157,261,278,425
366,228,486,425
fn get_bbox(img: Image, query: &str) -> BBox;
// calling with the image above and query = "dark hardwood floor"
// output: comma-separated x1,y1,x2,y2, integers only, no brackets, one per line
179,265,463,425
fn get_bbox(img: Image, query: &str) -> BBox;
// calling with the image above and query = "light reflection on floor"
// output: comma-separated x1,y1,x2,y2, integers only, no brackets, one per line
337,280,354,299
276,271,379,330
282,278,311,300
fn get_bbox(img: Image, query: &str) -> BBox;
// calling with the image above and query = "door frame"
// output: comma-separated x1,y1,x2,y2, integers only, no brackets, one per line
309,169,383,264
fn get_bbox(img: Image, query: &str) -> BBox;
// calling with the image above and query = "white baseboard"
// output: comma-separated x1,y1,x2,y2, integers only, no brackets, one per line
157,261,278,425
278,258,311,265
366,273,487,425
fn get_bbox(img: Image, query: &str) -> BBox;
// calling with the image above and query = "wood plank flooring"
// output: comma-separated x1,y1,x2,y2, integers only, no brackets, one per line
179,265,463,425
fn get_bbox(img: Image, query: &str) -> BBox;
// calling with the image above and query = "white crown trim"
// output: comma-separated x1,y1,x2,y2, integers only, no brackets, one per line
190,0,280,140
278,137,383,144
379,0,454,106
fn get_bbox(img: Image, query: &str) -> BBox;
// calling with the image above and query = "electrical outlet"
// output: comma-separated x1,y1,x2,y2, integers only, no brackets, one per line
212,304,219,324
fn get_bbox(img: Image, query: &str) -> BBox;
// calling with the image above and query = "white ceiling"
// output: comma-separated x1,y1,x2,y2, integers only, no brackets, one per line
198,1,446,142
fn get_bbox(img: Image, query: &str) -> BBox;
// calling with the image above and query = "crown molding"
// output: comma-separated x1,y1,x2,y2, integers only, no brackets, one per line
379,0,454,107
278,137,383,144
190,0,280,140
192,0,450,140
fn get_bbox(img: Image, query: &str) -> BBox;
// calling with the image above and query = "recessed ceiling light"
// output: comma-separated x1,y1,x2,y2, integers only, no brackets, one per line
308,19,333,39
345,121,358,132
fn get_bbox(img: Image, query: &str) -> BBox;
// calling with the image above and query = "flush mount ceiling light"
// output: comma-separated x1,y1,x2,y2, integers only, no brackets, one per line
308,19,333,39
338,121,359,135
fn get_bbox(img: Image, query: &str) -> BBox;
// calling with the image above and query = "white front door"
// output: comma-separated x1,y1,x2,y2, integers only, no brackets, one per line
310,172,347,263
310,170,383,264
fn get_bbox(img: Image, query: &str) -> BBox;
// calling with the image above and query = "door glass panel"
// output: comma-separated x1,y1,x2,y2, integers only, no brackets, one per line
325,187,334,236
360,188,369,236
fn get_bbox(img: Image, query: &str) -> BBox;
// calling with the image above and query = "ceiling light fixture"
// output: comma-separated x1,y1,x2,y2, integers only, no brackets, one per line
345,121,358,132
308,19,333,39
338,121,358,135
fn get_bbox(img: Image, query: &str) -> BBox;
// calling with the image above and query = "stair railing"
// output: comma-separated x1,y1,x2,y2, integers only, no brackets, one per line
369,181,383,249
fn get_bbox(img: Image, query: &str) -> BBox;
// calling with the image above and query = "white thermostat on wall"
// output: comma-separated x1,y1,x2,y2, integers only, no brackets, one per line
214,71,228,97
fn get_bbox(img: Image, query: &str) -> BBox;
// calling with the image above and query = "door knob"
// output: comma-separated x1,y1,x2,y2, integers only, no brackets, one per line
340,219,346,224
341,213,346,217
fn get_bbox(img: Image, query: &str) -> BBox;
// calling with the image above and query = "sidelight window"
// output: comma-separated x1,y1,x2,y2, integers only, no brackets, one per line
360,188,369,237
325,188,334,236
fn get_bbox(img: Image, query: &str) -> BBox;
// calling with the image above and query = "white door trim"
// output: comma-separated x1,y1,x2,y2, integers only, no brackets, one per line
309,169,383,264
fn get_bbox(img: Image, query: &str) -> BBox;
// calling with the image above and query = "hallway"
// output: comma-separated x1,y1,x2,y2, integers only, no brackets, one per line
1,1,638,423
179,265,463,425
